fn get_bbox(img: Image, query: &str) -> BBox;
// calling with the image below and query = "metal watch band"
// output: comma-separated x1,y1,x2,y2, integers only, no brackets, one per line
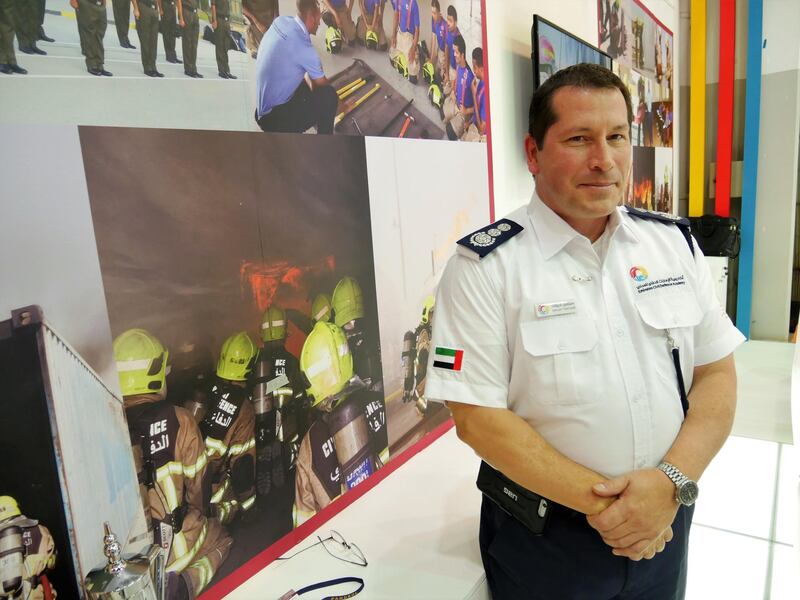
657,461,688,488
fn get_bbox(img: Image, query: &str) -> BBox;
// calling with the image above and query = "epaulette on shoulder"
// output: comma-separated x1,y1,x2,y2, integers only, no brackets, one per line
456,218,524,261
624,205,694,255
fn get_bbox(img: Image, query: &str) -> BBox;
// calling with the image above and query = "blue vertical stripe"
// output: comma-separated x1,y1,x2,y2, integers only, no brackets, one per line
736,0,763,338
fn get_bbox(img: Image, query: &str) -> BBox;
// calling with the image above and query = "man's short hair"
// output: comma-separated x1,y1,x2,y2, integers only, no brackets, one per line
431,0,440,11
472,47,483,68
528,63,633,149
453,34,466,58
447,5,457,20
297,0,319,16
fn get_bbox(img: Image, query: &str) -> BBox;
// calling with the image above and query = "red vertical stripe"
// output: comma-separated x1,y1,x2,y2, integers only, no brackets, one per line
715,0,736,217
480,0,495,221
453,350,464,371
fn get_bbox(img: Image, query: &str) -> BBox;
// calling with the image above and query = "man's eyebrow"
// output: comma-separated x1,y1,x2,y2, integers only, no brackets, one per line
560,124,630,135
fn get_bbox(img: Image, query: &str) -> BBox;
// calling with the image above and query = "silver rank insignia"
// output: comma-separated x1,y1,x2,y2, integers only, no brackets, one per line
456,218,524,261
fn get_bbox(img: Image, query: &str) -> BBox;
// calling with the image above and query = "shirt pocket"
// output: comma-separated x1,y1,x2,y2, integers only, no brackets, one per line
634,292,703,334
519,317,599,405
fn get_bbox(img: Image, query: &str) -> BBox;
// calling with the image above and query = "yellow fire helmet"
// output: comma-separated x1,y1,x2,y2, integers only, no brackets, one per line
113,328,169,397
261,306,287,343
311,293,333,325
216,331,258,381
332,276,365,327
0,496,21,521
300,322,354,406
421,295,435,324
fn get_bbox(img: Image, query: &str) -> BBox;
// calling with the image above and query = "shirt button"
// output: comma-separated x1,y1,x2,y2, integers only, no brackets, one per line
637,459,646,468
557,342,567,351
616,328,624,337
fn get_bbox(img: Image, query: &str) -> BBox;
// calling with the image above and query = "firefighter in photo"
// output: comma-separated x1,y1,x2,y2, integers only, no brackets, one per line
331,275,387,464
113,329,232,598
321,0,356,48
252,306,307,529
311,293,333,325
169,337,215,424
441,4,459,95
462,46,487,142
242,0,279,58
389,0,420,83
442,34,474,140
293,322,385,525
0,496,56,600
402,295,434,415
211,0,236,79
200,332,257,524
160,0,182,64
0,0,27,75
356,0,387,51
428,0,447,83
132,0,163,77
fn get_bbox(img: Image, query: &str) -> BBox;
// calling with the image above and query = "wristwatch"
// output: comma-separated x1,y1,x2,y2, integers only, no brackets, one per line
657,462,699,506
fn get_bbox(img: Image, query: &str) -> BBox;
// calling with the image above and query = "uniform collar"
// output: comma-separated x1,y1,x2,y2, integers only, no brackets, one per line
526,191,639,260
294,15,310,37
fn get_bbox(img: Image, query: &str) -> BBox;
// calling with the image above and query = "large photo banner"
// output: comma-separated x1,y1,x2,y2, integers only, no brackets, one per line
74,127,489,596
1,1,494,597
597,0,674,213
1,0,489,141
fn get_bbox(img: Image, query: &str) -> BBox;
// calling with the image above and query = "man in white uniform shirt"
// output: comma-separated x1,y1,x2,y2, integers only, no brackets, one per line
426,63,745,599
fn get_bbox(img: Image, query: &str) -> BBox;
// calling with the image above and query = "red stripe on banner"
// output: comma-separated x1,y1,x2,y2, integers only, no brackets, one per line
480,0,495,221
631,0,673,36
200,419,456,599
453,350,464,371
715,0,736,217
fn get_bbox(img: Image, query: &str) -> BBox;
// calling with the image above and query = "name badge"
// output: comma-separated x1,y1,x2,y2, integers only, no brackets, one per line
535,300,576,318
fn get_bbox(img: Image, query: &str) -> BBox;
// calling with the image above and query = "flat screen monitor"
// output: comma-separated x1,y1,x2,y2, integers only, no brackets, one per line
532,15,613,89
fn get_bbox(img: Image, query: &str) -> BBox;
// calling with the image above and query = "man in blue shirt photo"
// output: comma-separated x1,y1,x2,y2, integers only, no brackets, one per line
463,46,487,142
442,34,474,140
255,0,340,134
389,0,420,83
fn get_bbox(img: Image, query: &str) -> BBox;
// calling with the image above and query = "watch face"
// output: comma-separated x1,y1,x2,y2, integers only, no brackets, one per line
677,480,699,506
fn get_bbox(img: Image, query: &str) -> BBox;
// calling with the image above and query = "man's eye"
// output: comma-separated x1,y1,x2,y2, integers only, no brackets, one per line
568,136,588,143
609,134,627,141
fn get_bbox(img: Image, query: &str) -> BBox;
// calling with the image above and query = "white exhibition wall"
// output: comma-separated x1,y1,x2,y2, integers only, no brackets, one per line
484,0,680,218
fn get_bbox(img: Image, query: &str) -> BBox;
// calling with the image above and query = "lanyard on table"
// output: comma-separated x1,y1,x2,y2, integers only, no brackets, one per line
279,577,365,600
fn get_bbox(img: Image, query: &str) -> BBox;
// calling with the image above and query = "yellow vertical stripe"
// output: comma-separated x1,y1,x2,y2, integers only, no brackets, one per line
689,0,706,216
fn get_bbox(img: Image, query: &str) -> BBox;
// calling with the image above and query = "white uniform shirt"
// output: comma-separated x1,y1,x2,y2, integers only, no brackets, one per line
426,193,745,478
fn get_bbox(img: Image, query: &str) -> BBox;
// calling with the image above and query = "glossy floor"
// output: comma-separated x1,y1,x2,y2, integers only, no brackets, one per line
685,341,798,599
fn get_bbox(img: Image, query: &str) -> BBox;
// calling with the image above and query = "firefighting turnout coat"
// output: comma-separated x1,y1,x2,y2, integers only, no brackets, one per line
125,394,213,573
200,380,257,521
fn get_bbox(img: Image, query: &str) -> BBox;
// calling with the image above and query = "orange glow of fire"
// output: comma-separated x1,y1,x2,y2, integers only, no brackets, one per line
239,256,337,314
633,178,654,210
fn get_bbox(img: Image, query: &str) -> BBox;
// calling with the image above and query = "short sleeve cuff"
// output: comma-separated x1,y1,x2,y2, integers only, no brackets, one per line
425,377,508,410
694,326,746,366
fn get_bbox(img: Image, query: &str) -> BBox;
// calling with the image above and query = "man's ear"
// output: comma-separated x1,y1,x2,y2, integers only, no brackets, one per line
524,134,541,177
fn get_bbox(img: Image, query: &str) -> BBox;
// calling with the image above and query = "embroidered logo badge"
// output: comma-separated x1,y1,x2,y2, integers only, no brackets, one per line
629,266,649,282
433,347,464,371
469,232,495,247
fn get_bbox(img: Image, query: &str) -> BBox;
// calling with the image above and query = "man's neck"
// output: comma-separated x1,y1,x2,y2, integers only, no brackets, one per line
537,193,610,243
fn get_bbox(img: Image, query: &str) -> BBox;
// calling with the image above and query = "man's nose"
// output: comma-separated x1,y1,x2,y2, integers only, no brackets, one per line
588,141,614,171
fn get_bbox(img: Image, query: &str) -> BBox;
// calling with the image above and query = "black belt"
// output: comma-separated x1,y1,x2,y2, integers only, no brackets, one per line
477,461,553,535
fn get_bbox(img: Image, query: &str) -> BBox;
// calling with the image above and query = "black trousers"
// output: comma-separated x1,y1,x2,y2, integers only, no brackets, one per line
479,496,694,600
256,82,338,135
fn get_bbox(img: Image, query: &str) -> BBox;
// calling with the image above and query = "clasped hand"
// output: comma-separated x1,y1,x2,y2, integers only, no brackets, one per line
586,468,679,561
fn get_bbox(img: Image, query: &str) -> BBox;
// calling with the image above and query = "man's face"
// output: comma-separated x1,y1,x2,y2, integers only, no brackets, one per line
446,15,456,31
454,45,464,66
306,5,322,34
525,86,631,225
432,6,440,21
472,60,483,80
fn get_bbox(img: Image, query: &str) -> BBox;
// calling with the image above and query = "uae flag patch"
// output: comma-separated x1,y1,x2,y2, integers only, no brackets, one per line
433,347,464,371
